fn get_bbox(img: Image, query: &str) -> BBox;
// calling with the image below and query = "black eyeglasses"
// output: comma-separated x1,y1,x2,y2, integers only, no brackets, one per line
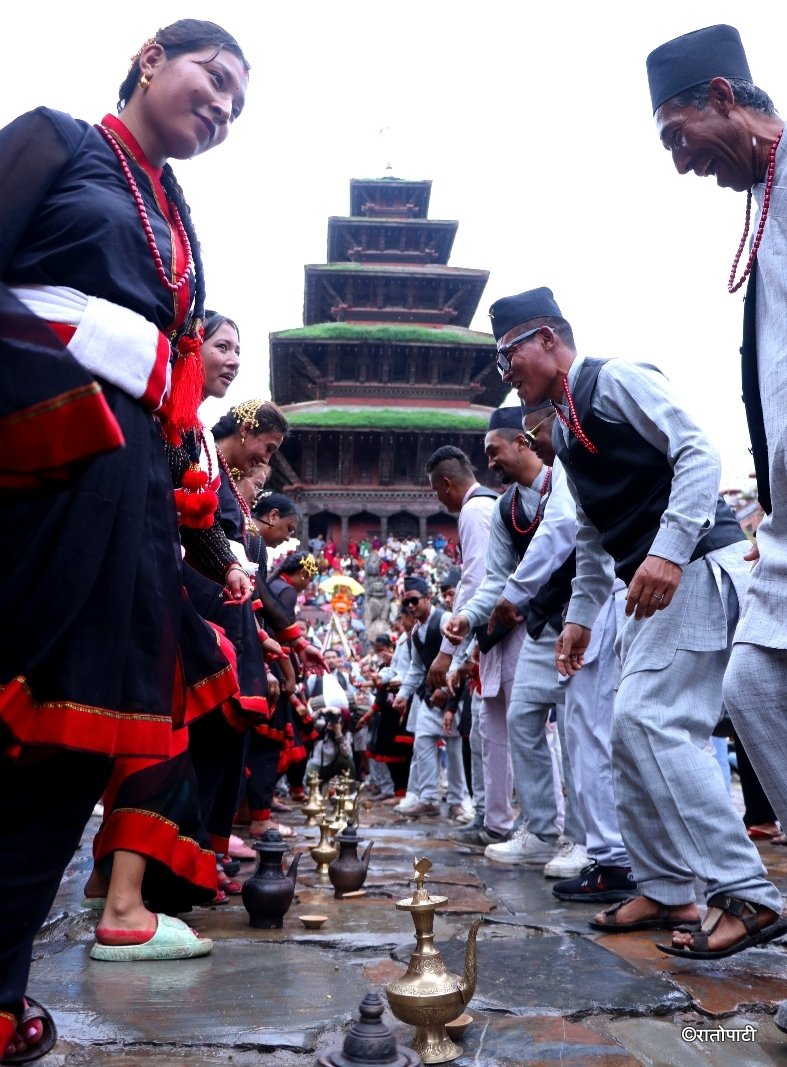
495,326,542,376
523,411,554,445
401,596,423,607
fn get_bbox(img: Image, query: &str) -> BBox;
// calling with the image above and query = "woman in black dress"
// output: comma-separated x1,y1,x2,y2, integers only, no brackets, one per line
0,19,250,1060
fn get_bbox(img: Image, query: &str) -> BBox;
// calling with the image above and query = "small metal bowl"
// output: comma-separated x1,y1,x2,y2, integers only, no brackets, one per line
299,914,328,930
445,1013,473,1039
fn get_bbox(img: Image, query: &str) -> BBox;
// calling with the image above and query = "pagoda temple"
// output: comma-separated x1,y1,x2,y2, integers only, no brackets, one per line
268,177,507,549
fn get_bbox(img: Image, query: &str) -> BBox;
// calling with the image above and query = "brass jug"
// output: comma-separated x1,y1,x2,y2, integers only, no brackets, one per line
303,772,325,827
386,858,480,1064
310,818,338,881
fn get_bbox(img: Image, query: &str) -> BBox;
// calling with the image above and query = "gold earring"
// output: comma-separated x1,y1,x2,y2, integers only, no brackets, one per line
138,73,150,90
240,433,246,445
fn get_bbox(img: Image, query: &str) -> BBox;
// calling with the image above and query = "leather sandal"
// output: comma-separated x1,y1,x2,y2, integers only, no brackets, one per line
1,997,57,1064
589,897,701,933
657,893,787,959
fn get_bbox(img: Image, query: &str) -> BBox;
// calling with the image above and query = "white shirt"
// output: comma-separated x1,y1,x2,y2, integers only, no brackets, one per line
459,461,577,629
439,482,496,658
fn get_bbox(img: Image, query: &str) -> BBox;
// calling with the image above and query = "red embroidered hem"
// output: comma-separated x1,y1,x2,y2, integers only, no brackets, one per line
275,623,301,643
0,676,172,760
0,382,124,487
93,806,217,892
173,662,238,730
253,722,285,743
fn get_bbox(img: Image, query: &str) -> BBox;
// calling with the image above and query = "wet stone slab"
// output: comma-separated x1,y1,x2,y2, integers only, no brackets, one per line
447,1014,643,1066
593,923,787,1015
411,928,691,1017
28,941,370,1050
606,1013,787,1067
478,864,597,932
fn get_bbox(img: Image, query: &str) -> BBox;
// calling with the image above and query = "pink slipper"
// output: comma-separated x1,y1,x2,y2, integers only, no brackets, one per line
227,834,257,860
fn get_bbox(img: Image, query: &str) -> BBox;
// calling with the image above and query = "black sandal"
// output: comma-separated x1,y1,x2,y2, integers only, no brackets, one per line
657,893,787,959
589,897,701,933
1,997,57,1065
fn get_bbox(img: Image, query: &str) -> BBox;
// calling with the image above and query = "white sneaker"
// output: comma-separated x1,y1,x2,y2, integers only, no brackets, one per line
484,826,558,866
392,794,419,813
543,839,589,878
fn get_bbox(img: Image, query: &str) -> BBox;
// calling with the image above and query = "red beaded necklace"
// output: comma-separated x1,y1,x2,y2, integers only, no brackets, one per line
511,467,552,536
96,123,193,293
728,129,783,294
552,377,598,454
216,446,258,536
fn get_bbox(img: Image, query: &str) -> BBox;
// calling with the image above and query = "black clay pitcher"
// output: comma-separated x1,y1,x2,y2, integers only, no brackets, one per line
328,820,373,899
242,829,301,928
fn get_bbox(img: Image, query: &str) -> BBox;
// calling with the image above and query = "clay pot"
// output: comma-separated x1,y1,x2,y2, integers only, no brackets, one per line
242,829,301,929
328,821,373,899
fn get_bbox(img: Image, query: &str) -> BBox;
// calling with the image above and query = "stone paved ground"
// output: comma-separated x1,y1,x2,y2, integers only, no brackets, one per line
27,796,787,1066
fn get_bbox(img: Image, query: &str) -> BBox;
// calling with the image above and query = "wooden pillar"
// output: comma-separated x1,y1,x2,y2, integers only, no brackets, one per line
340,514,349,553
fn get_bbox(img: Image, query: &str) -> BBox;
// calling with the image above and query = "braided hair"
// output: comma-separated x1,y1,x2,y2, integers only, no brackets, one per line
160,166,206,327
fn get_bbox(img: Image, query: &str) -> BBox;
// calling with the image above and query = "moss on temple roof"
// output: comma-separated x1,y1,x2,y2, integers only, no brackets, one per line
306,262,486,275
273,323,494,346
285,408,489,431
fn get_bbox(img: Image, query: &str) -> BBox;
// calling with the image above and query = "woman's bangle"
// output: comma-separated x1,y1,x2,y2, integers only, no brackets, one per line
225,561,248,578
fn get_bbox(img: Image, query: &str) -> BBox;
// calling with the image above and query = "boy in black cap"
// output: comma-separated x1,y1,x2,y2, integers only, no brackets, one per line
496,284,785,958
392,577,468,817
647,26,787,980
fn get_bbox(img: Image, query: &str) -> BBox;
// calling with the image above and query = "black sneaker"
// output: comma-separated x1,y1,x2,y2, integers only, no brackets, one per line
552,861,636,902
450,826,511,848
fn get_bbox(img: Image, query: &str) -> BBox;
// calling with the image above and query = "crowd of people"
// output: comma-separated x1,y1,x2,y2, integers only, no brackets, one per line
1,15,787,1062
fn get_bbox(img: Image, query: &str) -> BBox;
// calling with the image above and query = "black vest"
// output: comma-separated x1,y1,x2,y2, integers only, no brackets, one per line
526,550,576,640
498,483,541,562
411,609,447,697
498,479,576,640
554,358,745,584
741,272,771,513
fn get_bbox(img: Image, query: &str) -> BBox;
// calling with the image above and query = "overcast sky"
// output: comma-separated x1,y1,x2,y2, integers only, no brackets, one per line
5,2,784,486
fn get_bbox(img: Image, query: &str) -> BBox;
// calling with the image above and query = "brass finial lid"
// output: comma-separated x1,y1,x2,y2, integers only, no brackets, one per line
396,857,447,911
315,992,422,1066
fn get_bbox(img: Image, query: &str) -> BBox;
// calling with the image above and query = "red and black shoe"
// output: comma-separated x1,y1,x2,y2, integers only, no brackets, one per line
552,861,636,903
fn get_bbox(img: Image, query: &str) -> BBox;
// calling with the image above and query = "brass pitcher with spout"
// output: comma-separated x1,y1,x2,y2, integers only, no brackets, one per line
386,858,480,1064
310,817,338,880
302,772,325,827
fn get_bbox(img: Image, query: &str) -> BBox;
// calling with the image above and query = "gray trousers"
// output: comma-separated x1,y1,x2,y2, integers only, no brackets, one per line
724,644,787,830
564,591,628,866
406,695,466,805
368,757,394,797
507,627,583,844
468,690,486,823
612,571,782,911
478,685,515,835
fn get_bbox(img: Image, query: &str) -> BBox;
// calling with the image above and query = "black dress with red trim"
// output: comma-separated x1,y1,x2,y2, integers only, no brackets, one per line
0,108,196,761
368,684,413,765
267,576,310,771
207,469,273,728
